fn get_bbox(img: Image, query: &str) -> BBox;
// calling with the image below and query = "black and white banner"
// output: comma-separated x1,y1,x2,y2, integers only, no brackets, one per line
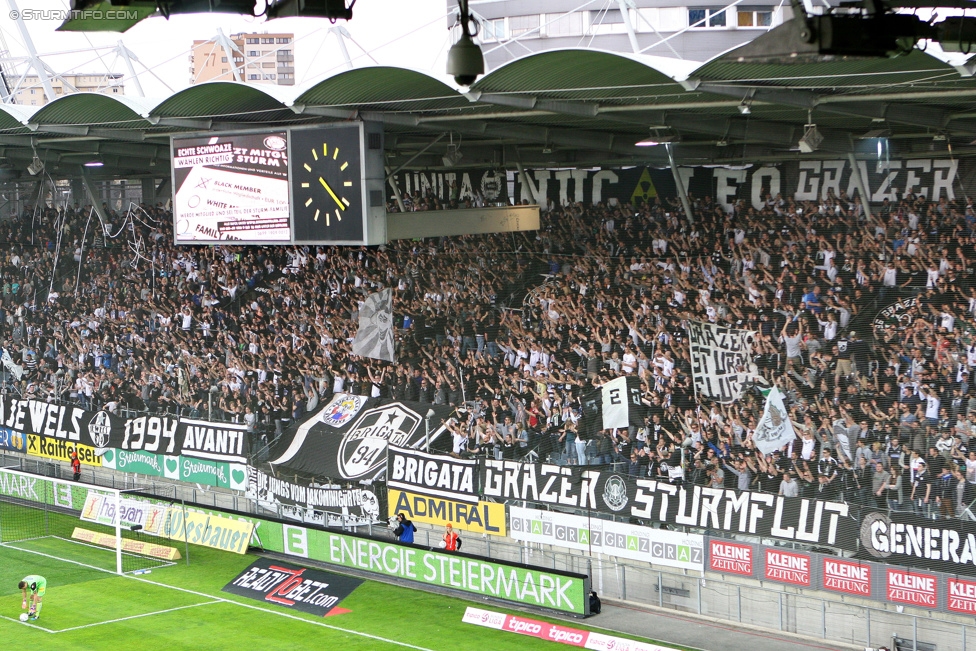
223,557,363,616
266,395,454,482
580,376,645,438
510,158,967,211
859,511,976,576
351,288,395,363
480,460,856,548
687,321,755,404
0,396,249,463
247,466,382,527
387,445,478,503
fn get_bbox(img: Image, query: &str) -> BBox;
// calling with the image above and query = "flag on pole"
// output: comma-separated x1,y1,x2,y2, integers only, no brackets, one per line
580,376,645,437
752,386,797,455
351,288,395,362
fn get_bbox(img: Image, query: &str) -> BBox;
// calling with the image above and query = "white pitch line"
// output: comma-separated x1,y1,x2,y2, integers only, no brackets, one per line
121,573,439,651
0,614,57,633
54,600,221,633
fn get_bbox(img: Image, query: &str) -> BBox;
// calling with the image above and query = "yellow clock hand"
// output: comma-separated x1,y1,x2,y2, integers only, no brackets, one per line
319,177,346,210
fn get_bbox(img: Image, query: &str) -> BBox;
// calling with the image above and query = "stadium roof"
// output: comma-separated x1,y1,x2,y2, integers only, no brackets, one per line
2,46,976,179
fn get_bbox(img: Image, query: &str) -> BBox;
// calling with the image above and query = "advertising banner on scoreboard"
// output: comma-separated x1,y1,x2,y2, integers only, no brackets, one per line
480,460,856,548
509,505,704,572
687,320,755,404
172,131,291,243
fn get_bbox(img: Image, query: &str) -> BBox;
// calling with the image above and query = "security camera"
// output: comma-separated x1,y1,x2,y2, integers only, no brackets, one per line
446,33,484,86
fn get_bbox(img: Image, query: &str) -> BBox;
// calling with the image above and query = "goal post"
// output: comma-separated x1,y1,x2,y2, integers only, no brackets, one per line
0,466,177,574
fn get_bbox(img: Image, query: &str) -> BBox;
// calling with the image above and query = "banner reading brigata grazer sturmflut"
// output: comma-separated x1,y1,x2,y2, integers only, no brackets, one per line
480,460,856,548
686,321,754,403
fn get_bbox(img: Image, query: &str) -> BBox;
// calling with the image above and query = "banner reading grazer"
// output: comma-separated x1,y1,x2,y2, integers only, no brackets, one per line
246,466,382,527
223,556,363,616
686,321,754,403
510,505,703,572
480,460,856,548
277,523,590,614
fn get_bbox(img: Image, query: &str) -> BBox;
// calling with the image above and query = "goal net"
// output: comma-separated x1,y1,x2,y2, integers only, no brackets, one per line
0,466,178,575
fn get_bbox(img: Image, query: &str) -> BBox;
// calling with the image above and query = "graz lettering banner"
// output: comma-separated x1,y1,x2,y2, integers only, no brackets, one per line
687,321,755,404
0,396,249,463
246,466,382,527
510,505,704,572
509,158,968,211
266,395,454,482
480,460,857,548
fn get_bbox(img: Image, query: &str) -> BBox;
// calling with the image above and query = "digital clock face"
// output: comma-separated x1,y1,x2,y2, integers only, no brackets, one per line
291,125,365,243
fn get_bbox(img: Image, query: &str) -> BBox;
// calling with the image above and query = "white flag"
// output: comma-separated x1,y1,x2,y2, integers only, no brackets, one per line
1,350,23,380
352,288,395,362
753,386,797,455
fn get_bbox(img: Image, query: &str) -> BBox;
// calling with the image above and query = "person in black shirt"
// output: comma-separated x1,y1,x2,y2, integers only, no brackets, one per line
911,459,932,516
817,447,839,500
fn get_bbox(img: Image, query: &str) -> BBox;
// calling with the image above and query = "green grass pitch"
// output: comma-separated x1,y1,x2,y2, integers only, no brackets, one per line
0,509,694,651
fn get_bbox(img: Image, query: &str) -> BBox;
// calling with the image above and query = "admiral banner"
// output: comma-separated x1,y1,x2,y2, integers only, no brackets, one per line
687,321,754,404
267,395,454,482
387,446,479,502
247,466,382,527
388,489,506,535
481,460,856,548
222,556,363,616
0,397,249,464
509,505,703,571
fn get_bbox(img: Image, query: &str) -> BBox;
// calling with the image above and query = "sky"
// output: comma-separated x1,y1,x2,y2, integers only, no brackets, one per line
0,0,455,100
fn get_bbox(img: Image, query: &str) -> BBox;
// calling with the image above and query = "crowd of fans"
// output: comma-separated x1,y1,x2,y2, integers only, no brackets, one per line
4,182,976,519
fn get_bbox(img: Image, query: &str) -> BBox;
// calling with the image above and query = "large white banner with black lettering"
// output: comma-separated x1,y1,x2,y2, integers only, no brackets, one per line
687,321,755,404
510,505,704,571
